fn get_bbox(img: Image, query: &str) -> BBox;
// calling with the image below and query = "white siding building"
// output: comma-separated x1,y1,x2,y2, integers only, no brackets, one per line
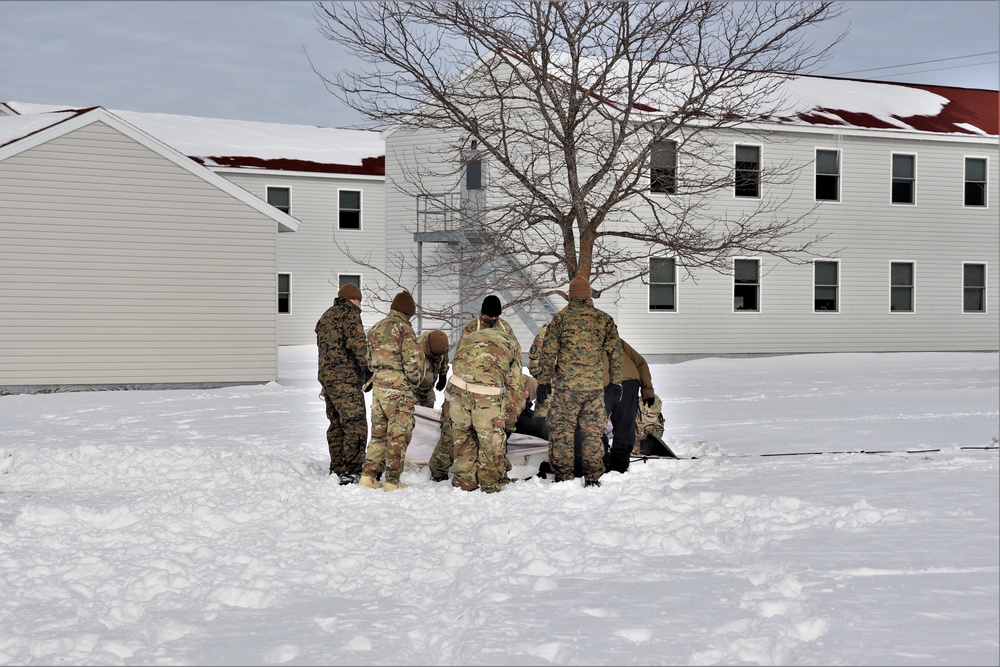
0,108,300,391
382,76,999,360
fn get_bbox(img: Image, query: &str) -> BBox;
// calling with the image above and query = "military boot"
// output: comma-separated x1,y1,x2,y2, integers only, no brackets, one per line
359,474,383,489
383,480,409,492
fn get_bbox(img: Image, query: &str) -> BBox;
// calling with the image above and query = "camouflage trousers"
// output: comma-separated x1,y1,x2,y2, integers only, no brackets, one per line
547,388,606,482
363,385,415,485
322,381,368,476
427,393,456,479
447,386,509,493
414,387,436,410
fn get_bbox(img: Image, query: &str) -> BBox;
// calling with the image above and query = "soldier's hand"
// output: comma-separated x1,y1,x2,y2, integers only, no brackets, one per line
436,373,448,391
607,383,623,405
536,384,551,404
643,396,655,408
363,369,374,393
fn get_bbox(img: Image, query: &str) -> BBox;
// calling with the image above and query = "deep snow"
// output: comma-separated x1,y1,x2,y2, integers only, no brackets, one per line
0,348,996,666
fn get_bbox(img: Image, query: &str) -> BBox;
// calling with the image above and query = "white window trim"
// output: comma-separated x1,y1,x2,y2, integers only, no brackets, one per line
648,256,678,313
733,143,763,200
889,152,917,206
812,258,841,314
732,257,762,313
278,272,292,315
961,261,988,314
337,188,363,231
266,184,292,215
889,260,916,314
962,155,989,209
814,147,842,204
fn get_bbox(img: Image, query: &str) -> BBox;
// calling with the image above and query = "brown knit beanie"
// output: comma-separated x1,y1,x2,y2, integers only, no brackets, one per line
427,330,449,356
338,283,362,302
390,290,416,317
568,276,591,299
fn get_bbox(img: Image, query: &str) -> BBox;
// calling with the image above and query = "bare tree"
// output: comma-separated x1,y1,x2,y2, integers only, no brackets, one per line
312,0,845,320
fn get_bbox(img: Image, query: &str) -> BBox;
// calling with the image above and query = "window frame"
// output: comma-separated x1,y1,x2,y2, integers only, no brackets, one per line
733,257,761,313
964,156,988,208
813,259,840,313
465,158,482,191
890,261,915,313
338,189,362,231
648,256,678,312
266,185,291,215
890,153,916,205
650,139,678,195
277,273,291,314
962,262,988,314
734,144,761,199
815,148,841,202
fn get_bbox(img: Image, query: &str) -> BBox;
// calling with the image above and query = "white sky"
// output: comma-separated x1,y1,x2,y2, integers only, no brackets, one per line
0,348,997,665
1,1,997,128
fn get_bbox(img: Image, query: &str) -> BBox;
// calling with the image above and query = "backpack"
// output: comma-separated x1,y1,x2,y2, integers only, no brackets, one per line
636,394,665,440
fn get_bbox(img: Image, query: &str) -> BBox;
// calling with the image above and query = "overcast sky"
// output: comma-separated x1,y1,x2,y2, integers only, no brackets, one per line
2,1,998,129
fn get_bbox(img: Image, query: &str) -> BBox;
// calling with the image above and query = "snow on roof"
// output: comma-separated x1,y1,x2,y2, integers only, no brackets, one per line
0,109,86,148
3,102,385,175
539,55,998,136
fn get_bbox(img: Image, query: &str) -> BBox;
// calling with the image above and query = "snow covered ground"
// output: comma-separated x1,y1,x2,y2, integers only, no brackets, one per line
0,347,996,666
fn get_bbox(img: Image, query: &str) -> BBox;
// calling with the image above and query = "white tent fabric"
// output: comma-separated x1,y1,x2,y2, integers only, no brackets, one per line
404,405,549,469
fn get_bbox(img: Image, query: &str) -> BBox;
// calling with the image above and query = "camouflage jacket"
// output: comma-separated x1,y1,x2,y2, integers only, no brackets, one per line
414,331,450,393
367,310,422,390
527,322,549,377
451,328,525,426
535,297,622,391
315,297,369,385
460,314,522,369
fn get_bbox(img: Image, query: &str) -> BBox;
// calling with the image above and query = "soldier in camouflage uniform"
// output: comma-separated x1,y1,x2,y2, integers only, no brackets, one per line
315,283,370,485
447,327,525,492
413,329,450,408
360,290,422,492
535,276,623,487
428,295,522,481
527,321,550,418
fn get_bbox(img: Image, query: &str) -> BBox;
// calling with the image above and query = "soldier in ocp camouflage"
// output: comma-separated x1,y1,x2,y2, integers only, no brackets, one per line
535,276,622,486
428,295,522,481
527,321,550,418
361,290,422,491
447,328,525,492
413,330,450,409
315,283,369,484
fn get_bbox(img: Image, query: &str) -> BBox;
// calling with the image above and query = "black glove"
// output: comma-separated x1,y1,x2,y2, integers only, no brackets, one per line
643,396,655,408
436,373,448,391
536,383,551,404
607,383,623,405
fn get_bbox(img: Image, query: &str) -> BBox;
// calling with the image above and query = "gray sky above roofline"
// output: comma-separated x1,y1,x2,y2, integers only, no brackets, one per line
1,1,996,129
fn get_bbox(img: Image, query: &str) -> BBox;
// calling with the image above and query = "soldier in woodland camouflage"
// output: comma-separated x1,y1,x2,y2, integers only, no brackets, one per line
428,295,521,481
413,330,450,408
360,290,422,492
446,327,525,492
535,276,623,487
315,283,370,485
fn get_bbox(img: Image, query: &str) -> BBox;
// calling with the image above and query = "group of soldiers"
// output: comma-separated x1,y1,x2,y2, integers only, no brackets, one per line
315,276,656,492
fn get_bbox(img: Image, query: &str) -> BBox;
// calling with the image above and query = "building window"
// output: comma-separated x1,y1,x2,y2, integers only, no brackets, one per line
734,259,760,311
278,273,291,314
267,186,291,214
339,274,361,293
735,145,760,198
651,140,677,194
963,263,986,313
649,257,676,311
339,190,361,230
814,260,839,312
890,262,914,312
891,154,915,204
815,149,840,201
466,159,482,190
965,158,987,207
